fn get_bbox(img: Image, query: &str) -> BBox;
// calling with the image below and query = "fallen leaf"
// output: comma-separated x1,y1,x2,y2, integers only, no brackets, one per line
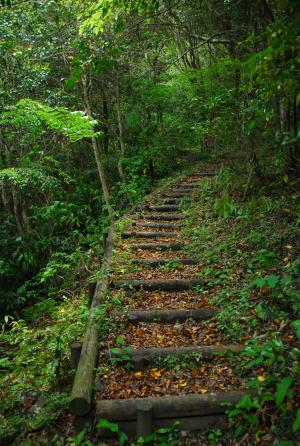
258,375,266,382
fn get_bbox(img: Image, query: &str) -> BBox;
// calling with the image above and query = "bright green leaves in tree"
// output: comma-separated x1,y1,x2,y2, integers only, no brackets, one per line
1,99,98,142
79,0,161,34
0,167,60,193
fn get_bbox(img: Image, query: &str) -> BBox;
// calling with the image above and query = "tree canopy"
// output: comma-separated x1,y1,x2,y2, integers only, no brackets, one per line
0,0,299,444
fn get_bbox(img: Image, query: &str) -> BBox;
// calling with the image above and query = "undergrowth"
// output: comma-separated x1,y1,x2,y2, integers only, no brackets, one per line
183,166,300,445
0,164,201,445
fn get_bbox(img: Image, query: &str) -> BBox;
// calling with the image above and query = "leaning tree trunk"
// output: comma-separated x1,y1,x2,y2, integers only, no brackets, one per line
116,80,125,179
82,76,114,221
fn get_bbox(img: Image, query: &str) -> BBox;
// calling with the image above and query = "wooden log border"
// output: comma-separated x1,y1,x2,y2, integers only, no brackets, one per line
160,193,190,198
70,226,116,416
133,222,182,228
96,391,245,421
105,344,243,362
129,243,183,251
161,198,183,204
129,258,199,266
143,214,183,221
122,231,178,239
112,279,203,291
126,308,216,323
147,205,179,212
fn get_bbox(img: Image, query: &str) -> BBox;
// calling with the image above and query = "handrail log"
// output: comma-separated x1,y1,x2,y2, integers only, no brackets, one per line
69,226,116,416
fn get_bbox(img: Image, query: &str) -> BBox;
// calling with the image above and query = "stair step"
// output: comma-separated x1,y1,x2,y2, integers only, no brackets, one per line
130,243,183,251
106,344,243,361
189,172,216,177
126,308,216,323
160,193,189,198
112,279,203,291
133,222,182,228
161,198,183,204
129,258,198,266
171,189,196,194
143,214,182,221
146,205,179,212
96,391,245,424
122,232,177,239
176,184,199,188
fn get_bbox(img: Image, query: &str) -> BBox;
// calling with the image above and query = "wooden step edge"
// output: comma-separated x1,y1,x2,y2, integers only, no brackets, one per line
121,232,178,239
106,344,243,361
129,243,183,251
111,279,203,290
96,391,245,421
159,193,190,198
146,205,179,212
128,258,198,266
126,308,216,323
133,222,182,228
143,214,183,221
160,198,184,204
191,172,217,176
171,189,197,193
176,184,199,188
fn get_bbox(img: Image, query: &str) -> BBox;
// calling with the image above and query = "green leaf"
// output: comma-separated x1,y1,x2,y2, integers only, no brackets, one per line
96,418,119,432
155,427,173,434
275,376,293,406
244,414,258,425
254,275,279,288
65,78,75,89
140,433,155,443
111,348,121,354
292,320,300,340
0,357,11,368
118,431,128,446
293,408,300,432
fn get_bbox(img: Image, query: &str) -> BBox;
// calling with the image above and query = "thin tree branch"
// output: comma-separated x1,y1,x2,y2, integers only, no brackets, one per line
164,30,235,70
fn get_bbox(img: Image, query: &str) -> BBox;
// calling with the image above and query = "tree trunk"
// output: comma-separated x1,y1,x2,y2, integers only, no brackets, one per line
11,187,23,235
116,79,125,179
101,85,109,155
82,76,114,221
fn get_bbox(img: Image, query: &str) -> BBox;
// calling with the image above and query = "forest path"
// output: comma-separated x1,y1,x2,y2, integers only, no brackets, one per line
93,171,246,439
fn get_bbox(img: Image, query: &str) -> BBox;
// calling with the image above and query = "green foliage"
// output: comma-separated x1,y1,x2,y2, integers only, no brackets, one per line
1,99,97,142
96,419,128,446
254,275,280,289
112,171,151,210
158,260,183,272
134,422,180,446
213,192,237,218
79,0,160,35
109,336,133,368
95,418,180,446
184,168,300,443
207,428,223,445
228,329,300,440
0,294,89,440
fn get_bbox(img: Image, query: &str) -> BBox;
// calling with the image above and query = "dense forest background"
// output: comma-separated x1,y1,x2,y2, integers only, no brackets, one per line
0,0,299,444
0,0,299,316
